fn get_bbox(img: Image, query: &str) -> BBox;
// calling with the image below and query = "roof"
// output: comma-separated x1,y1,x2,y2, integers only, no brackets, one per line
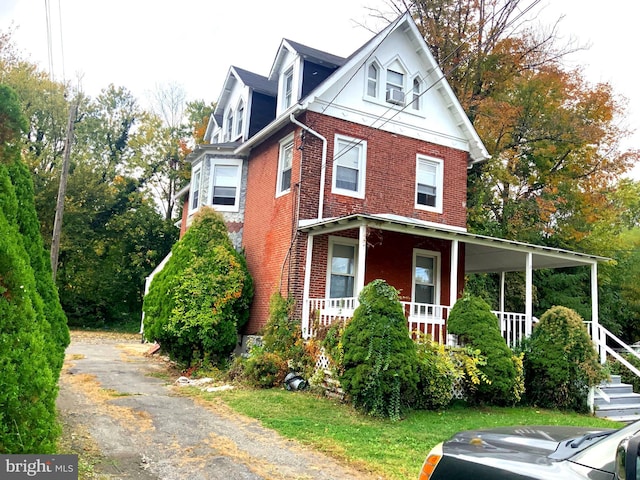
232,66,277,96
298,213,610,273
282,39,346,68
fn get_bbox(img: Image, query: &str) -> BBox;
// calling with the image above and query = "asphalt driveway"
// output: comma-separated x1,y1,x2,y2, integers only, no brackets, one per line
57,331,372,480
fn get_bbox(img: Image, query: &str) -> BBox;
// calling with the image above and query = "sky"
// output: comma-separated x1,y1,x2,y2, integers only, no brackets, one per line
1,0,639,176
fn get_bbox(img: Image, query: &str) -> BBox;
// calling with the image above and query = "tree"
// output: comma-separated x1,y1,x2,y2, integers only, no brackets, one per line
0,84,66,453
143,207,253,366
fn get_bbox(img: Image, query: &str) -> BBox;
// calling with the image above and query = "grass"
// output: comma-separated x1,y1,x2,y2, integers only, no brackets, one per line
196,388,622,480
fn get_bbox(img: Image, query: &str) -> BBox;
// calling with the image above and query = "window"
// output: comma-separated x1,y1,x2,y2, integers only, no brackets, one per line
328,239,357,298
225,109,234,141
386,69,404,104
367,63,378,97
283,68,294,110
212,164,239,207
209,158,242,212
277,134,294,196
416,156,443,212
236,100,244,138
332,135,366,198
413,251,440,305
412,77,421,110
190,166,202,210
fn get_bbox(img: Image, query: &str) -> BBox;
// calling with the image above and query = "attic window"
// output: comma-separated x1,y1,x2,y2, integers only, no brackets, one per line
386,69,404,105
412,77,421,110
236,100,244,138
283,68,294,109
367,63,378,97
225,109,234,141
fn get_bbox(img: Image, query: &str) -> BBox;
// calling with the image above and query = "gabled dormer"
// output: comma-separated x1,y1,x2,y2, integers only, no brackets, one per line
205,67,277,144
269,39,345,116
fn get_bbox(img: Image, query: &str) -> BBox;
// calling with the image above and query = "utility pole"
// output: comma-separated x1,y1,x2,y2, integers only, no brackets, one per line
50,102,77,280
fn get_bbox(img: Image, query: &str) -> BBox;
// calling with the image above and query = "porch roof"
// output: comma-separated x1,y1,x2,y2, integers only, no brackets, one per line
298,213,610,273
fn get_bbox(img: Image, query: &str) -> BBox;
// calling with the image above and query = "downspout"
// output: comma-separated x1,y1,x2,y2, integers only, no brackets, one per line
289,114,327,220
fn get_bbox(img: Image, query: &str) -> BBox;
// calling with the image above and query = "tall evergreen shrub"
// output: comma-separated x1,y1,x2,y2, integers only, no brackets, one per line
340,280,418,420
524,305,606,411
0,85,67,453
447,294,519,405
143,207,253,366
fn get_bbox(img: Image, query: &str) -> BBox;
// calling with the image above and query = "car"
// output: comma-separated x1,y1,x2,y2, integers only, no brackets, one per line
419,420,640,479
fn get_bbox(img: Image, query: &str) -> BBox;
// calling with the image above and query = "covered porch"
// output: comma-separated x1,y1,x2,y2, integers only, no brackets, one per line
299,214,608,350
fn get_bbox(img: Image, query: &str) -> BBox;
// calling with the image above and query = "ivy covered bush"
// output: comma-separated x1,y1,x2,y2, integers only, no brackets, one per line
340,280,419,420
523,306,606,412
143,207,253,366
447,294,521,405
414,336,458,410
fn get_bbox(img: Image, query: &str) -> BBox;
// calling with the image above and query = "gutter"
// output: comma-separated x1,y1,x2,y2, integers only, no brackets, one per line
235,105,303,155
289,114,327,220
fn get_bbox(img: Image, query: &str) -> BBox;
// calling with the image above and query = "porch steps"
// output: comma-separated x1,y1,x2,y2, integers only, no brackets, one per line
595,375,640,422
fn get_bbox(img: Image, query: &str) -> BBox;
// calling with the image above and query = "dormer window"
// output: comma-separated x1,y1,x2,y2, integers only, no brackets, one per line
236,100,244,138
225,109,234,141
283,67,294,109
367,63,378,97
386,69,404,105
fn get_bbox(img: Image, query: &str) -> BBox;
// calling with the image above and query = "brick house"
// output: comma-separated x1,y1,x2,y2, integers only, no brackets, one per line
169,12,607,350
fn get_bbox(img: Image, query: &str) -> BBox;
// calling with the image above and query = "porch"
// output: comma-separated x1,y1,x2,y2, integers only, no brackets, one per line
305,297,528,348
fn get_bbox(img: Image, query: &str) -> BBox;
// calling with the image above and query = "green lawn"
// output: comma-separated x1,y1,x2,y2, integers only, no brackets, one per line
200,388,621,479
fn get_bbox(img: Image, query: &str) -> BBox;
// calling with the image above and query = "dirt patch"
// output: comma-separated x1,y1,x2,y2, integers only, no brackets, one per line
57,331,377,480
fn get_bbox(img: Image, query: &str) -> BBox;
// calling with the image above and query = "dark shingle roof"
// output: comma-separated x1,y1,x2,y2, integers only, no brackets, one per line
283,39,346,68
232,66,277,96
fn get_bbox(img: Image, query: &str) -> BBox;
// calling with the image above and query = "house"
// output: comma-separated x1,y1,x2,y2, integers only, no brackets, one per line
173,12,609,353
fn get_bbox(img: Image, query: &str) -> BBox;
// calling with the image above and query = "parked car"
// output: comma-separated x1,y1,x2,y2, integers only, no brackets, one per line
419,421,640,479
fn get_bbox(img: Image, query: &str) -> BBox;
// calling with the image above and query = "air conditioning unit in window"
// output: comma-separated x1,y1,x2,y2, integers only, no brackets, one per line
386,88,404,105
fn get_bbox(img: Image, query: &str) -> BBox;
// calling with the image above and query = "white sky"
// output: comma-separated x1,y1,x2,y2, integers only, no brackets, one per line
1,0,639,177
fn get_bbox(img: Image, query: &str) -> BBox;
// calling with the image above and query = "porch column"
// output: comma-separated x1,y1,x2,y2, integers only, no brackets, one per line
525,252,533,336
449,239,459,308
591,262,604,363
301,233,314,339
500,271,506,314
356,225,367,296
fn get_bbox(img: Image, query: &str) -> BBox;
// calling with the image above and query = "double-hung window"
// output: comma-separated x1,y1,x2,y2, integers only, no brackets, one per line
283,68,294,110
277,134,294,196
413,250,440,305
328,238,357,299
412,77,421,110
416,155,443,212
236,101,244,138
367,63,378,97
332,135,366,198
225,109,234,141
207,158,242,212
386,69,404,104
190,166,202,211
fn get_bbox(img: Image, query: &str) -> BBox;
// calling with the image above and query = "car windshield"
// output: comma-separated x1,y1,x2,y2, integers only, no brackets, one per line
570,420,640,473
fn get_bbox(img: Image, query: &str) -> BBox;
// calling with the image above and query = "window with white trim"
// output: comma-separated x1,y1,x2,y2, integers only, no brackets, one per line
277,134,294,196
328,238,357,298
225,109,234,141
367,63,378,97
416,156,443,212
412,250,440,305
236,100,244,138
211,164,240,209
332,135,366,198
386,69,404,105
283,67,294,110
412,77,421,110
190,165,202,211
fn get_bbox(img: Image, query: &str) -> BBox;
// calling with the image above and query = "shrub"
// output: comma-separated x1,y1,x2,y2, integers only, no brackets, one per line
340,280,419,420
608,354,640,393
243,348,288,388
447,294,519,405
143,207,253,366
414,337,458,410
523,305,606,412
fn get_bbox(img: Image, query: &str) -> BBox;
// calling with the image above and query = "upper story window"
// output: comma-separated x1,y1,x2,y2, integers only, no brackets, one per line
415,155,443,213
412,77,421,110
236,100,244,138
386,69,405,105
225,109,234,141
332,135,366,199
277,134,294,196
190,165,202,211
209,158,243,212
283,67,294,110
367,63,379,97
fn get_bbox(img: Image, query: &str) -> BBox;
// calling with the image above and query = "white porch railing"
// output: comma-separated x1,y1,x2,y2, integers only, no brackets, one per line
585,322,640,376
304,298,532,348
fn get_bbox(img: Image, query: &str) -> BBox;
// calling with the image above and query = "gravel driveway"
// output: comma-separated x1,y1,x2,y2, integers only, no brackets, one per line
57,332,373,480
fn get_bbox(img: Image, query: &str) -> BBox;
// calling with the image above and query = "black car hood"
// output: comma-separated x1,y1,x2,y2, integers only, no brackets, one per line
444,425,607,463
